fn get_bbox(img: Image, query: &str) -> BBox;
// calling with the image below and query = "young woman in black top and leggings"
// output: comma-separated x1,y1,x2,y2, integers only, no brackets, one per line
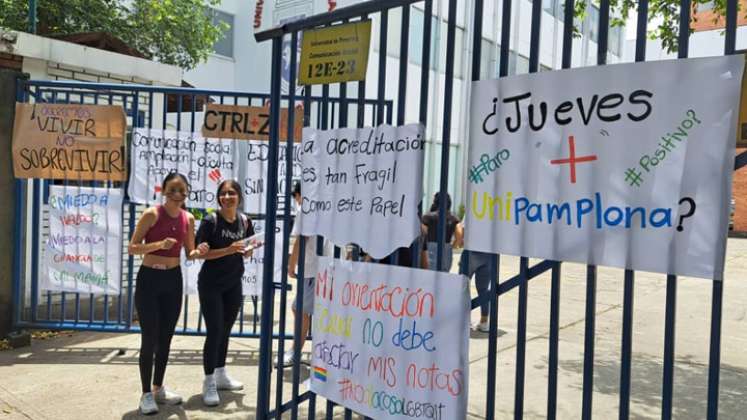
196,179,255,406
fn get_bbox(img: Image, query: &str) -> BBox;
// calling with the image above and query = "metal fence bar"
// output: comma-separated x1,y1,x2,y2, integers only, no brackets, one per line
514,257,529,419
275,28,300,420
435,0,457,273
377,10,388,126
547,262,561,420
581,265,597,420
256,37,284,420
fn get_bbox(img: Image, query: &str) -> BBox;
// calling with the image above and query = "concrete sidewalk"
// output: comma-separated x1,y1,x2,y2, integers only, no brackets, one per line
1,240,747,419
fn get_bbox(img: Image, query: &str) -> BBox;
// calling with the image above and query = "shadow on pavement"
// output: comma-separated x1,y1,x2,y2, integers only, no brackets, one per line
558,353,747,419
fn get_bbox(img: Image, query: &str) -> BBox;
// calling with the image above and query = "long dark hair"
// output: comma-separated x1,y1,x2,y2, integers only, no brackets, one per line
162,172,190,210
216,179,244,208
429,192,452,213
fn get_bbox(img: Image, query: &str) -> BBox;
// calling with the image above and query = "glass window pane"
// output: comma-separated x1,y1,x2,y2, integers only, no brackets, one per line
454,27,464,79
587,6,599,43
212,9,234,58
409,9,424,65
386,8,402,58
516,54,529,74
543,0,555,15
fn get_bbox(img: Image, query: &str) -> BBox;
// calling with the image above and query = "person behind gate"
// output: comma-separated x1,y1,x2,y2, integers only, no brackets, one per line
128,172,209,416
195,179,256,407
277,181,329,367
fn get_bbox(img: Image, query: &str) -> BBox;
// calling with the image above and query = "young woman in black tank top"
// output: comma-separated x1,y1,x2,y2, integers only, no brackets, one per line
195,179,256,406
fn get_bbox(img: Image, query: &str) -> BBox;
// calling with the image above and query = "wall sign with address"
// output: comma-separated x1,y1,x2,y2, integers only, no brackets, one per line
299,20,371,85
202,103,303,142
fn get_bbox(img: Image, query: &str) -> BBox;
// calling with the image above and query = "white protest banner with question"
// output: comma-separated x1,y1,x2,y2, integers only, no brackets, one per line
182,219,284,297
128,128,301,214
42,186,123,294
299,124,425,258
465,56,744,280
310,257,470,420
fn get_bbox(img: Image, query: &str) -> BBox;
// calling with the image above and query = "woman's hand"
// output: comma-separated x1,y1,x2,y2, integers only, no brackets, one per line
196,242,210,256
160,237,177,250
229,240,246,255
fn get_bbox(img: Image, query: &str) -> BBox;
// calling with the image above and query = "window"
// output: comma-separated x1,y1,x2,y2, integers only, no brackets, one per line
587,6,599,44
479,38,495,80
543,0,556,16
386,8,403,59
609,25,622,56
454,27,464,79
409,9,439,70
211,9,234,58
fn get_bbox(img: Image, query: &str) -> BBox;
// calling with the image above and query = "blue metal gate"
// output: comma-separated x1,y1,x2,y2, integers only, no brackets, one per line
252,0,744,419
11,80,389,341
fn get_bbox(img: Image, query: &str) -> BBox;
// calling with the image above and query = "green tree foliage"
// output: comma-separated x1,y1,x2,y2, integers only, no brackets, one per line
572,0,735,54
0,0,227,69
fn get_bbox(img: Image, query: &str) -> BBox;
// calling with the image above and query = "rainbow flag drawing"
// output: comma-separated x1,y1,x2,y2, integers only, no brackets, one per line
313,366,327,382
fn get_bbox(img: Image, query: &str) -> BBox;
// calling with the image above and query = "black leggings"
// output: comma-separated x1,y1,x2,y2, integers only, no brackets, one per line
134,266,183,393
199,279,243,375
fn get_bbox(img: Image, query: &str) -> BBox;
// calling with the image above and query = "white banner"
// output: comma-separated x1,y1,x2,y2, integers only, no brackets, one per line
310,257,470,420
182,219,285,297
128,128,301,214
465,56,744,280
299,124,425,258
42,186,123,294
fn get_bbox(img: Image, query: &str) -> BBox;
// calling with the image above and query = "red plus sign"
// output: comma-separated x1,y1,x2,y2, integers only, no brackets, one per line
250,118,260,129
550,136,597,184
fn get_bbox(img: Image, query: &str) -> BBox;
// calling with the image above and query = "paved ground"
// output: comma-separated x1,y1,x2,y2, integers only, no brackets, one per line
1,239,747,419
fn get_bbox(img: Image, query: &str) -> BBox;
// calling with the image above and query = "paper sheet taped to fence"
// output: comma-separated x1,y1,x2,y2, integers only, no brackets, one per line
182,219,284,296
299,124,425,258
42,186,123,294
465,56,745,280
310,257,470,420
128,128,300,213
12,103,126,181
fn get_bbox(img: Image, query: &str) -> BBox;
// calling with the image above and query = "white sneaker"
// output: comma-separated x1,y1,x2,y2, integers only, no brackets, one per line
475,321,490,333
203,375,220,407
154,387,182,405
275,350,296,368
139,392,158,415
215,367,244,391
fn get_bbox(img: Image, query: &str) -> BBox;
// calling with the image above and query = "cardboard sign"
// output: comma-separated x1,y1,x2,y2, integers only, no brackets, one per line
299,20,371,85
12,103,126,181
202,103,303,142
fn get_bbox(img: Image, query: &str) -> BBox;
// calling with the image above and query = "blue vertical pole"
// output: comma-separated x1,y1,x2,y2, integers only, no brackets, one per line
708,3,737,418
435,0,457,272
28,0,36,33
12,78,28,329
256,36,283,420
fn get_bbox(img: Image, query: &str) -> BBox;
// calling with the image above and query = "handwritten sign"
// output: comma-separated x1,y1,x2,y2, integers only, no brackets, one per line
182,219,284,297
42,186,123,294
299,20,371,85
466,56,744,280
298,124,425,259
201,103,304,142
12,103,126,181
310,257,470,419
128,128,301,214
